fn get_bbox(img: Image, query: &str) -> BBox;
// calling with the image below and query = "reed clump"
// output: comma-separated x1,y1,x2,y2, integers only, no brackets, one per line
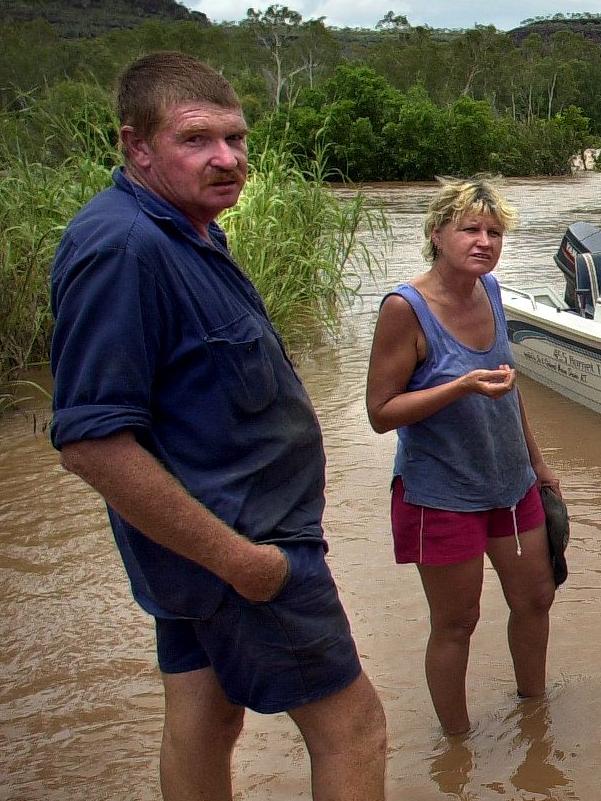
221,145,386,346
1,89,384,412
0,85,118,411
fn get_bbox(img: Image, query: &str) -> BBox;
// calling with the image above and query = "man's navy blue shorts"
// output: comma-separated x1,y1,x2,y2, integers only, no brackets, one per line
155,544,362,713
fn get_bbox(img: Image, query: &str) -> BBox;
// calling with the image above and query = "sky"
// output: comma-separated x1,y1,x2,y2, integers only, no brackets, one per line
187,0,601,31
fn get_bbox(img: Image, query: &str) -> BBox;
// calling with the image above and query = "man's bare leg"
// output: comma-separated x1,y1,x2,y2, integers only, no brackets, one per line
287,671,387,801
160,667,245,801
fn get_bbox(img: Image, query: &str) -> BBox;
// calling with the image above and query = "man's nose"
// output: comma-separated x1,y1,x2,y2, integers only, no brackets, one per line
210,140,238,169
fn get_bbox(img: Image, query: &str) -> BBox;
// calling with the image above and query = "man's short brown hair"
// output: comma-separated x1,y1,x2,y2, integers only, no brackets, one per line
117,51,241,144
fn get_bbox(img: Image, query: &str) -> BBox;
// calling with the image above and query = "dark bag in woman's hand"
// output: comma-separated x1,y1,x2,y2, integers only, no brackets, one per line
540,485,570,587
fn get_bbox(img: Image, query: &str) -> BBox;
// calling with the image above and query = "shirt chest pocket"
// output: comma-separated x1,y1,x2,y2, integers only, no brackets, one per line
206,314,278,414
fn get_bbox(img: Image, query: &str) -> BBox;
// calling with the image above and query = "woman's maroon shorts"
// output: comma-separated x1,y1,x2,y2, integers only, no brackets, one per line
391,477,545,566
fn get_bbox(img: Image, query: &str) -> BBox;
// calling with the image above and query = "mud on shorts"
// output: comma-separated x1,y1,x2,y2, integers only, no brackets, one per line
155,544,362,713
391,477,545,566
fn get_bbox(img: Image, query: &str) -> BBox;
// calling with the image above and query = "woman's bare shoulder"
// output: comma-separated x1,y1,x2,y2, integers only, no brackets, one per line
379,290,420,327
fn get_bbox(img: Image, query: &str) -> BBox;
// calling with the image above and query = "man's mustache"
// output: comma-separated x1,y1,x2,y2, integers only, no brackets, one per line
207,168,246,184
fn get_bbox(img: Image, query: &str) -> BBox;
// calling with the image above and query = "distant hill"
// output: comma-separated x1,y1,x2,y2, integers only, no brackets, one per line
1,0,209,38
509,16,601,45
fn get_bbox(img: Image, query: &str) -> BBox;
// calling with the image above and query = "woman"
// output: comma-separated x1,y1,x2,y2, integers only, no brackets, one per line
366,176,559,735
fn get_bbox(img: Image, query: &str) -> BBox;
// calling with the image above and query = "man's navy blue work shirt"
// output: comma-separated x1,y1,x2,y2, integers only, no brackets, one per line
51,168,327,619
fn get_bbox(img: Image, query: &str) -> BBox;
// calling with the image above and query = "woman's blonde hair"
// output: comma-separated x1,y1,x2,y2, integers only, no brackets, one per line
422,175,518,262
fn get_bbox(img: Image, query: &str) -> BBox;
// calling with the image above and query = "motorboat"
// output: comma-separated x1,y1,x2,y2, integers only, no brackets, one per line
500,222,601,414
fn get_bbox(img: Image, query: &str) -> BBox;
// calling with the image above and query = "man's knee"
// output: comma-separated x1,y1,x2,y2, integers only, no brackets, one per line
164,700,244,754
289,672,386,757
162,668,245,752
346,680,387,758
318,676,386,759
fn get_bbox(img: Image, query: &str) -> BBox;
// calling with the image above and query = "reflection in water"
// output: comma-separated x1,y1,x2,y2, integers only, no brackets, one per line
508,698,570,798
429,733,475,799
429,698,575,801
3,174,601,800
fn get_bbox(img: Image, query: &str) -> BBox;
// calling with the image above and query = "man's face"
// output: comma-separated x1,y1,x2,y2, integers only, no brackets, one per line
132,101,248,227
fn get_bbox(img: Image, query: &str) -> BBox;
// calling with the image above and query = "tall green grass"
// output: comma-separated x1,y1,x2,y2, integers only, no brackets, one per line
221,145,387,346
0,88,386,413
0,85,118,412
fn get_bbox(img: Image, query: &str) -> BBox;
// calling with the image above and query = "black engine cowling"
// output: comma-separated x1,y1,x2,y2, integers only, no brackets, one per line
555,222,601,309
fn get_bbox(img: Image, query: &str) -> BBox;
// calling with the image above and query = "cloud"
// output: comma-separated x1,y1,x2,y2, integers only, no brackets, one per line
305,0,411,29
188,0,601,31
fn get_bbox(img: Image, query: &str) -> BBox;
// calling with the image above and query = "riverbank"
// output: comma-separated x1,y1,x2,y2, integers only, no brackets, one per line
571,147,601,170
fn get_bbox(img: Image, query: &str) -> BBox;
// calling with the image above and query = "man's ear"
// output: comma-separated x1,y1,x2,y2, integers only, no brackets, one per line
120,126,152,169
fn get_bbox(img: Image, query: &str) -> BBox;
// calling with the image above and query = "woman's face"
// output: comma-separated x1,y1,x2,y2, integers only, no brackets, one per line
432,213,504,274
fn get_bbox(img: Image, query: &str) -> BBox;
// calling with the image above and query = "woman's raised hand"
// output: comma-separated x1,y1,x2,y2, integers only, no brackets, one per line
460,365,516,397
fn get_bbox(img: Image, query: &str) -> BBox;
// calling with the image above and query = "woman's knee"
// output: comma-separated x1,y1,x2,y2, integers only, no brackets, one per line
431,605,480,641
509,582,555,617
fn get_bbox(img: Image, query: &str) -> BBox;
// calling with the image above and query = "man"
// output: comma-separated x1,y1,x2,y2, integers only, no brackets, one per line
50,51,386,801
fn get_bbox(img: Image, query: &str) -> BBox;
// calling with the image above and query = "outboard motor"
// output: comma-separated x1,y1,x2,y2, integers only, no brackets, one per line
555,222,601,308
575,252,601,319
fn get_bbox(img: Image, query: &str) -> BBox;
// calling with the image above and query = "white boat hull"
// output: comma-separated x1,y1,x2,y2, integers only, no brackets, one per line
500,284,601,415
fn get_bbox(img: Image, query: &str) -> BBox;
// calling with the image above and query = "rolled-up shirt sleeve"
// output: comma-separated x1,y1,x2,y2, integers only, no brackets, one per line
50,238,163,450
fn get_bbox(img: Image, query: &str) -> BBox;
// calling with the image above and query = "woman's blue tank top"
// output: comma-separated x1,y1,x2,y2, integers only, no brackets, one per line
391,273,536,511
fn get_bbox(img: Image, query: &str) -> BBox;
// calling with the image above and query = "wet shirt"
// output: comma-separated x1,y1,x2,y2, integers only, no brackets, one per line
51,168,326,619
390,273,536,511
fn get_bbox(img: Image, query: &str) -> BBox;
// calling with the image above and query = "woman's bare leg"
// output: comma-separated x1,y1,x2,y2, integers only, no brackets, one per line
487,524,555,697
417,556,484,734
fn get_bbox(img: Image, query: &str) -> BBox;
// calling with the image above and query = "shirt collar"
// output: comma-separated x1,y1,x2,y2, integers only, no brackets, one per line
112,167,219,247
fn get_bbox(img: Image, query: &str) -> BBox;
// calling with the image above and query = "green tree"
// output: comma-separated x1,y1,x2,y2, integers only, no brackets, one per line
0,20,65,107
242,5,304,107
368,26,451,104
375,11,409,31
292,18,340,89
445,96,498,174
382,85,445,179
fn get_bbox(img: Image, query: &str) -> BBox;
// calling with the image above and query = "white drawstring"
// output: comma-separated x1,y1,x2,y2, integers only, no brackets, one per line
511,504,522,556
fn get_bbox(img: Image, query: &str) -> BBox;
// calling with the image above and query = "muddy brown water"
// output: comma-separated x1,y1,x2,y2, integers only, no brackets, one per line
3,173,601,800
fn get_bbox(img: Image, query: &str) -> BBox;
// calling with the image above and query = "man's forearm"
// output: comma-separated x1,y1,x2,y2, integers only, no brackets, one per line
60,430,286,600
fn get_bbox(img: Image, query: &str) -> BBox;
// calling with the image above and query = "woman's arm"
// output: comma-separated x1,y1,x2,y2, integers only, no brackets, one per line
366,294,517,433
